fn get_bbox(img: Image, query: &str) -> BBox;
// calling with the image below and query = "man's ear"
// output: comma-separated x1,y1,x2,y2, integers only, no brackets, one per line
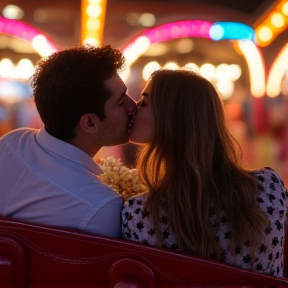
79,114,99,134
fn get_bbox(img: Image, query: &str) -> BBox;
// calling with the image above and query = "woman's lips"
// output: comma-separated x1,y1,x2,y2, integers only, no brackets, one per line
128,116,134,133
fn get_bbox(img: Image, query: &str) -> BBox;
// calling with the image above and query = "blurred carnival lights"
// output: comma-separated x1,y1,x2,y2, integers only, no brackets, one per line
119,66,131,82
209,22,255,41
283,1,288,15
142,61,161,81
199,63,216,81
139,13,156,27
257,26,273,43
255,0,288,46
215,64,229,81
237,40,265,97
175,38,194,53
122,20,255,67
0,80,33,103
0,59,14,78
144,42,169,56
0,59,35,80
32,34,56,57
14,59,35,79
163,62,179,70
271,12,285,28
2,5,24,20
126,13,139,26
215,81,234,100
81,0,106,45
183,63,199,72
266,43,288,98
141,62,241,99
0,16,58,57
122,20,213,66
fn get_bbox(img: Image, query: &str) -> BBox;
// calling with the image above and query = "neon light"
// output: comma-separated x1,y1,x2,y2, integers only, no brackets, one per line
237,40,265,97
0,16,58,56
122,20,256,67
210,22,255,41
254,0,288,47
266,44,288,98
123,20,213,66
209,25,224,40
144,20,212,44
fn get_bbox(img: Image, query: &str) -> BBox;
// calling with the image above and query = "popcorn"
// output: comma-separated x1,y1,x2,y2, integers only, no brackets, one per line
97,156,147,199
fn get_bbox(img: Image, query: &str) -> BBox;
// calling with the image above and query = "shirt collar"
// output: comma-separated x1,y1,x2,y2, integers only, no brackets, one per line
35,128,102,175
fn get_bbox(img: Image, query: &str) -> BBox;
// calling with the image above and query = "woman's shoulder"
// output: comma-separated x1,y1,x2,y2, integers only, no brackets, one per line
250,167,286,192
249,167,287,214
123,192,148,211
249,167,285,186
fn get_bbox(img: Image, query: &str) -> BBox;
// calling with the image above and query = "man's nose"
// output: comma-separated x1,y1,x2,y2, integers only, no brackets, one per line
124,95,137,115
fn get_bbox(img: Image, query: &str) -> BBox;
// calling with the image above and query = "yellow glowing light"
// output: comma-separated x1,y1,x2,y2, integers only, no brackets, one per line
199,63,215,81
282,1,288,16
86,18,100,30
163,62,179,70
267,44,288,98
183,63,199,72
86,5,102,18
81,0,106,45
119,67,131,82
32,34,55,57
215,64,229,81
142,61,161,81
134,36,150,53
271,13,285,28
83,38,100,46
123,37,151,66
215,80,234,100
227,64,242,81
0,58,14,78
237,40,265,97
2,5,24,20
254,0,288,47
258,26,272,42
15,59,35,79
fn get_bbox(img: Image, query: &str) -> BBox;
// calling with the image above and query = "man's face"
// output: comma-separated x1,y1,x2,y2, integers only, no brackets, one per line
97,74,136,146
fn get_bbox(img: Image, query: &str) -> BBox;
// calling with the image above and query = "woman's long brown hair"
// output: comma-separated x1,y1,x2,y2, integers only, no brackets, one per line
136,69,268,260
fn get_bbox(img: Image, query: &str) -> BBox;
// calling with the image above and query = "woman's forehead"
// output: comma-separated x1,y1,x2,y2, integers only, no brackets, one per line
142,79,153,95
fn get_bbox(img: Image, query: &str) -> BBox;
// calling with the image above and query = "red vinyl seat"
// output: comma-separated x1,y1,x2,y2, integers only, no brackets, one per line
0,217,287,287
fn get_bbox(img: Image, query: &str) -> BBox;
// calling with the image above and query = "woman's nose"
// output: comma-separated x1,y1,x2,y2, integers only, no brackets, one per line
124,95,137,115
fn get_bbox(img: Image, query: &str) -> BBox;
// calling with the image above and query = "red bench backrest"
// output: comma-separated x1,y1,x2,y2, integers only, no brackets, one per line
0,217,287,287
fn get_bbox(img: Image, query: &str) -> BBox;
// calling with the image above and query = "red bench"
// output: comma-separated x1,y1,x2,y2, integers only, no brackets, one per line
0,217,287,287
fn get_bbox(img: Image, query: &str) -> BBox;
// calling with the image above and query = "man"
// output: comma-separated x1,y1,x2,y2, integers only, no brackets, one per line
0,45,136,238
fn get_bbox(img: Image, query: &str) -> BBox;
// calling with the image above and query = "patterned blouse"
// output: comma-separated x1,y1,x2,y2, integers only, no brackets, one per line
122,167,287,277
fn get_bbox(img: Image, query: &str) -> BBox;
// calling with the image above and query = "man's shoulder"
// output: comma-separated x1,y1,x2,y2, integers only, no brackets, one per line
67,176,122,209
1,127,37,142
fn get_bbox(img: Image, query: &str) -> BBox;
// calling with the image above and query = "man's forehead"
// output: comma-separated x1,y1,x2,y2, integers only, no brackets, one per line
105,74,126,96
106,74,125,89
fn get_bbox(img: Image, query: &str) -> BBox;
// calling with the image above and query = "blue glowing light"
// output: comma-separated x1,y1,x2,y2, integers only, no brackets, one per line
210,22,255,42
209,24,224,40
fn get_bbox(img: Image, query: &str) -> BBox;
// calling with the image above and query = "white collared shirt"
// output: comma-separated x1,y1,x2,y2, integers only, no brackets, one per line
0,128,122,238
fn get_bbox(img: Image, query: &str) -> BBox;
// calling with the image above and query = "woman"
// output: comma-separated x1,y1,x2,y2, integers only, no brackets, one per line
122,69,287,277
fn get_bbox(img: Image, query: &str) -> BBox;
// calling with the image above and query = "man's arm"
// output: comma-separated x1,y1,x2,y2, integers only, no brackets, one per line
85,196,123,238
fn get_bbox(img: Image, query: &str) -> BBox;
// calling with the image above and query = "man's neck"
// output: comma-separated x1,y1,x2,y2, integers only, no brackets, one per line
66,137,100,158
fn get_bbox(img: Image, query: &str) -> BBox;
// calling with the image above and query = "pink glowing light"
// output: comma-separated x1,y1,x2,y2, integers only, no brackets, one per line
0,16,58,53
122,20,213,50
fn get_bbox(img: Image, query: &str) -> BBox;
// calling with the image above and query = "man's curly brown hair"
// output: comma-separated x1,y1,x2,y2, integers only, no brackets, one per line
31,44,125,140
